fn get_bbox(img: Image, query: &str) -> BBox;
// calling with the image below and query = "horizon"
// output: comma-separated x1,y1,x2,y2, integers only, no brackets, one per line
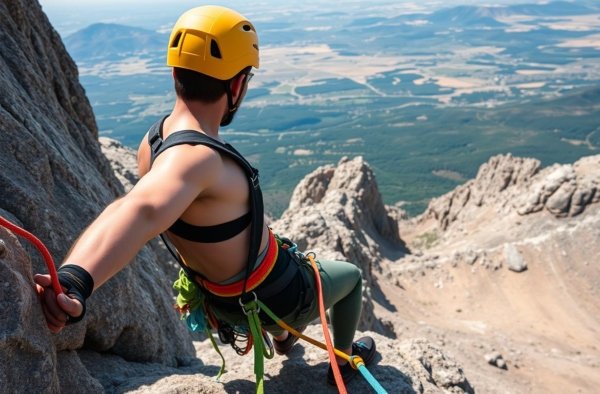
39,0,559,36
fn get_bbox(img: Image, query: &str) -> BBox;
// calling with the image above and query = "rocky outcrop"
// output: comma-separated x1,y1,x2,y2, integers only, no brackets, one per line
0,1,194,392
271,156,407,335
516,155,599,217
421,154,541,230
277,156,404,260
419,154,599,232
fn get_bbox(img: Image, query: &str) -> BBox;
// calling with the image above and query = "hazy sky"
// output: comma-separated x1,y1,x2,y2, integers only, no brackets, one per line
37,0,556,37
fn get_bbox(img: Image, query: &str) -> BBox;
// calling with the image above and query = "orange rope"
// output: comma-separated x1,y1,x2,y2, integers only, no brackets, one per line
0,215,63,295
307,253,347,394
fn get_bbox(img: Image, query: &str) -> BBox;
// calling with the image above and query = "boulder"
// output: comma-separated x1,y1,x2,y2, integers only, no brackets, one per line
503,243,527,273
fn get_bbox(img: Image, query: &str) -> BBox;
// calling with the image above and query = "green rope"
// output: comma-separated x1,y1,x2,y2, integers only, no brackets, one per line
205,326,227,381
242,298,266,394
173,262,388,392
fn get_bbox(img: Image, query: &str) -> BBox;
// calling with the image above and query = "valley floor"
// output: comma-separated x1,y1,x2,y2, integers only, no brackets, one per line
375,250,600,394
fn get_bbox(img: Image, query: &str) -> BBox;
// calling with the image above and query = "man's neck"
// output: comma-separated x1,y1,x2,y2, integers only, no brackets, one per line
167,97,225,139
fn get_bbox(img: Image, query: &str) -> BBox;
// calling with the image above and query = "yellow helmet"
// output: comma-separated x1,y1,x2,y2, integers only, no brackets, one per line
167,5,259,81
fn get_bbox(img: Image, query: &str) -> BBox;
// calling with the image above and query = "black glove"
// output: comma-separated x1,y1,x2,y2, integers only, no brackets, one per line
57,264,94,324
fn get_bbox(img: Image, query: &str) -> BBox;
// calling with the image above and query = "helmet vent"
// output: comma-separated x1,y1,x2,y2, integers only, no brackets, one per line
210,39,222,59
170,32,182,48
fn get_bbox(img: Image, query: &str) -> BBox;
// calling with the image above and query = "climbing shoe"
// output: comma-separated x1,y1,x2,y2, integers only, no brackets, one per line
273,326,307,355
327,336,377,385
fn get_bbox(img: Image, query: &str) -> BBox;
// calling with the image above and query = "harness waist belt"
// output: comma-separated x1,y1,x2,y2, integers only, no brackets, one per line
195,230,279,298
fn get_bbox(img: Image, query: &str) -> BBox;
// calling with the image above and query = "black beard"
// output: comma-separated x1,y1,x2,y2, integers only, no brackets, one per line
220,107,239,127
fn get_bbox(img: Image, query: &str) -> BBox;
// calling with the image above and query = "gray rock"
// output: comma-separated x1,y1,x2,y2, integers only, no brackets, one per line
0,228,59,393
0,0,194,392
517,157,600,218
422,154,541,230
272,156,408,333
82,329,474,394
57,351,104,394
504,243,527,273
400,338,475,393
484,351,508,370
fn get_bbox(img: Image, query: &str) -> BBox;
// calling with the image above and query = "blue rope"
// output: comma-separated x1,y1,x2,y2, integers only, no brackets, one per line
357,363,388,393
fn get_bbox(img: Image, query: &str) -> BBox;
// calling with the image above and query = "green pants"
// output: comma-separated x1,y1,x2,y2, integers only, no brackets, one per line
213,257,363,351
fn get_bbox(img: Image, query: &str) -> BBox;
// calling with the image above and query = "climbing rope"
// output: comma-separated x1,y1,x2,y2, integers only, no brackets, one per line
305,252,346,393
255,251,389,394
0,215,62,296
258,301,387,394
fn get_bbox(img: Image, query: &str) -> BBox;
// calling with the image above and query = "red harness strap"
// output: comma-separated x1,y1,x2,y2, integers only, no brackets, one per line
193,230,278,298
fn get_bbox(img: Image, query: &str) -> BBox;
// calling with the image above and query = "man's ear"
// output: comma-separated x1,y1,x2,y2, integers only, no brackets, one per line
230,73,246,100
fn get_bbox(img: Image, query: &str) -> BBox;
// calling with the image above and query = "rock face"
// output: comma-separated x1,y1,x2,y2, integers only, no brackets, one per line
0,1,194,393
271,156,407,334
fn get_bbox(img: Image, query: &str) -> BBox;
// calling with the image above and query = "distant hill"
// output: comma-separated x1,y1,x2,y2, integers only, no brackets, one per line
428,5,509,27
64,23,167,60
508,1,594,16
428,1,596,27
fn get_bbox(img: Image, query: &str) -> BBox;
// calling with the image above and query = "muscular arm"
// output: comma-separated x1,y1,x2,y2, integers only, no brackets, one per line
34,144,221,331
68,144,221,287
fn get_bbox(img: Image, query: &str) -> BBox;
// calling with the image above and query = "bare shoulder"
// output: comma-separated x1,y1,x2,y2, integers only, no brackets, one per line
137,132,151,177
149,142,223,189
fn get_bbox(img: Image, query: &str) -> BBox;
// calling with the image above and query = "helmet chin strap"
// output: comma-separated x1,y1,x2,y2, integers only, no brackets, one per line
221,83,241,127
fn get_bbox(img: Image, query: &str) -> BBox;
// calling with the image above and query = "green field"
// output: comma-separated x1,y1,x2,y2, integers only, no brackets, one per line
70,2,600,217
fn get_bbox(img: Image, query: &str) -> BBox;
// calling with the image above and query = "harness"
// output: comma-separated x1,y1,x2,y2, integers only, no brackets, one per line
148,117,264,301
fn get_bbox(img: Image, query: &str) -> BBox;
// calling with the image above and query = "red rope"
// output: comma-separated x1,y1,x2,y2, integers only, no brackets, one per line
0,215,63,295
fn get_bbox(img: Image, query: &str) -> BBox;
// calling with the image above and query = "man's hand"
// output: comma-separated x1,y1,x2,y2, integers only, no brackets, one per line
34,274,83,333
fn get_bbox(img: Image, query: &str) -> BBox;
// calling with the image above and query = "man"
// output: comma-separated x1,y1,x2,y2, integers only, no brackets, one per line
35,5,375,385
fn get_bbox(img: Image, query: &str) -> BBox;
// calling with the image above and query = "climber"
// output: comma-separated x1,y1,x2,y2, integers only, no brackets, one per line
34,5,375,385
